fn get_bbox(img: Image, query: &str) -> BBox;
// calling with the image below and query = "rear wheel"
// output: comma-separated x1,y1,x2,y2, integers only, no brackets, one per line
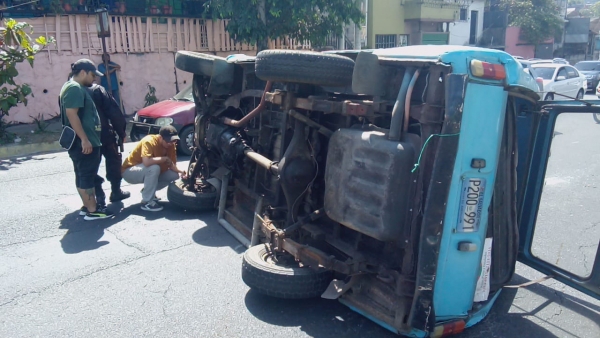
242,244,333,299
576,89,584,100
593,113,600,124
544,93,554,101
255,50,355,87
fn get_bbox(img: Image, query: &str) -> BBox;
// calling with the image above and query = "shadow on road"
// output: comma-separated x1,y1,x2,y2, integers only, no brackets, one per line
243,272,599,338
459,273,599,337
0,155,52,171
243,289,395,337
59,200,206,254
191,212,246,254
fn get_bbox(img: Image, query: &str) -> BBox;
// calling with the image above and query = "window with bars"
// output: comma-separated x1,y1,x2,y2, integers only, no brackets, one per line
375,34,408,49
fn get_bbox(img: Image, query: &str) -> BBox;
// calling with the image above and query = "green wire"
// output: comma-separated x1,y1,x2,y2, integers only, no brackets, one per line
411,133,460,173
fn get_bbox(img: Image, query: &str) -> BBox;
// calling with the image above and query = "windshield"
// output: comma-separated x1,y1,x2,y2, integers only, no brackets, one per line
530,67,556,80
574,62,600,71
173,85,193,101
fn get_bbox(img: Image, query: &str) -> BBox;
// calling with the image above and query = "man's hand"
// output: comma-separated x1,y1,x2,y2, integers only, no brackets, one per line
81,139,93,154
180,171,188,180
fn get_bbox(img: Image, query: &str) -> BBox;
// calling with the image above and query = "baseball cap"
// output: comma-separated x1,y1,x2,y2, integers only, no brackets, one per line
72,59,103,77
159,125,180,142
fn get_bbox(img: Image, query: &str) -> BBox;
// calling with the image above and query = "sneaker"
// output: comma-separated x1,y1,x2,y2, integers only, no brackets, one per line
141,200,163,212
79,206,88,216
84,208,114,221
110,190,131,202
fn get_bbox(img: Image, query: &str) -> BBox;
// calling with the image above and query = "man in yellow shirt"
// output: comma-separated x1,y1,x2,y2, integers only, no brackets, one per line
122,126,187,211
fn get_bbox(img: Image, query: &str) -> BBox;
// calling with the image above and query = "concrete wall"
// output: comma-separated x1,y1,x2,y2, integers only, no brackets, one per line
8,51,197,123
367,0,405,48
448,1,485,46
505,26,535,59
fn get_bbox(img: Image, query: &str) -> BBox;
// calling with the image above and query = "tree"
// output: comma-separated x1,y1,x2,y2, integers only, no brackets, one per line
502,0,563,45
0,19,54,144
579,2,600,18
204,0,364,51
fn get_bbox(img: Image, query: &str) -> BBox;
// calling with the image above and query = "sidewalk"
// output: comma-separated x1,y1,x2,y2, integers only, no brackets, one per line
0,118,135,159
0,119,63,159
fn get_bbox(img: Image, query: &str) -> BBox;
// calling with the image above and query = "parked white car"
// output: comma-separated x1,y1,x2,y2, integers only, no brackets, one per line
529,63,587,100
596,80,600,98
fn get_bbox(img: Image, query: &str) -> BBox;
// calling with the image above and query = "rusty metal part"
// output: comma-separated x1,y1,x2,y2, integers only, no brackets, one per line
403,69,421,133
222,81,273,127
288,110,333,137
265,91,387,116
250,197,265,246
281,238,351,275
216,171,251,247
223,89,266,108
282,208,325,235
244,149,279,175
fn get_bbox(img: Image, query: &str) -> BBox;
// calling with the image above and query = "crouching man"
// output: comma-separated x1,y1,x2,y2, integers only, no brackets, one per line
121,126,187,211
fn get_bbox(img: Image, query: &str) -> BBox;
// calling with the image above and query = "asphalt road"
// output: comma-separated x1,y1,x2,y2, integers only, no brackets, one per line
0,99,599,337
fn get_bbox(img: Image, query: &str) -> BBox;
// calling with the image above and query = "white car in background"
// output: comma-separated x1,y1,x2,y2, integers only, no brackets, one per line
530,63,587,100
596,80,600,98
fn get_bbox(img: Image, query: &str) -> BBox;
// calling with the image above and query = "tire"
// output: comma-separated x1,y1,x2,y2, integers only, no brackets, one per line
544,93,554,101
255,50,355,87
242,244,333,299
576,89,584,100
167,179,218,211
177,125,194,156
175,51,225,76
593,113,600,124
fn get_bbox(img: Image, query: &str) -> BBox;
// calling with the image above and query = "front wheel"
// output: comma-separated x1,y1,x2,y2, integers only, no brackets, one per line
576,89,584,100
242,244,333,299
544,93,554,101
593,113,600,124
167,179,217,211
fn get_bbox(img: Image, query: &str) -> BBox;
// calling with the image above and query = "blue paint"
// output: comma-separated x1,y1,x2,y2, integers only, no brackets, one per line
433,83,508,319
465,289,502,328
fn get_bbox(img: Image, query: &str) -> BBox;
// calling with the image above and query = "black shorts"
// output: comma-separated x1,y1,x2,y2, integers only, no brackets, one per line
68,144,102,189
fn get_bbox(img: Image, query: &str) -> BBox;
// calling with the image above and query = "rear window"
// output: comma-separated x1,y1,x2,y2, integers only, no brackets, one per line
530,67,555,80
574,62,600,71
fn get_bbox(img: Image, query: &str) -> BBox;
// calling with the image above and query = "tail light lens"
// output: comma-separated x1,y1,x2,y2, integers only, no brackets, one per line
535,77,544,91
470,59,506,80
431,320,466,337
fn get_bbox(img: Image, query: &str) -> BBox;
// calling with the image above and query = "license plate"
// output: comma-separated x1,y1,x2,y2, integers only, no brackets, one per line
457,178,486,232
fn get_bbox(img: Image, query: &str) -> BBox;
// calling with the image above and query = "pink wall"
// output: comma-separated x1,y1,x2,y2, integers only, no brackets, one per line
504,26,535,59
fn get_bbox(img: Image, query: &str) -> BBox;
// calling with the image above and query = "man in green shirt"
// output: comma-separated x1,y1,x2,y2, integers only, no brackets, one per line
60,59,114,221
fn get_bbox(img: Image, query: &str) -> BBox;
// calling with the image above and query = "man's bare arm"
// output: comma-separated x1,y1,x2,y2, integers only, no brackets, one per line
142,156,170,167
65,107,92,154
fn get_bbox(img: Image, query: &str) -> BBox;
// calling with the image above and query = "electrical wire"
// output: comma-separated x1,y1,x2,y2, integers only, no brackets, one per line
411,133,460,173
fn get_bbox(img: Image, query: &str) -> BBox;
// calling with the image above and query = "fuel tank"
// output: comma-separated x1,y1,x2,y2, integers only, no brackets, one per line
324,128,416,241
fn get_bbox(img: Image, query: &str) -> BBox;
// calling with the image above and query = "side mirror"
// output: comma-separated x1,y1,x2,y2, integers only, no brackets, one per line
556,75,566,81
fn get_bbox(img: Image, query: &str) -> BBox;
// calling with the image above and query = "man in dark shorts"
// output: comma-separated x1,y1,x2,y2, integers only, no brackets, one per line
86,83,130,205
60,59,114,221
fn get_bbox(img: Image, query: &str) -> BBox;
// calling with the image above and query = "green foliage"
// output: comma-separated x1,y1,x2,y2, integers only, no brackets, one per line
579,2,600,18
502,0,563,45
0,19,55,144
204,0,364,49
30,113,49,133
144,84,159,107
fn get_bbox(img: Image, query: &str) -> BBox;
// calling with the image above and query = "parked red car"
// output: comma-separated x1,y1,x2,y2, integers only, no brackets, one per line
130,84,195,155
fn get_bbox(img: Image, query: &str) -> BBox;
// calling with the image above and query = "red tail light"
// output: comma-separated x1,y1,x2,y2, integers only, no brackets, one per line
470,59,506,80
431,320,466,337
535,77,544,91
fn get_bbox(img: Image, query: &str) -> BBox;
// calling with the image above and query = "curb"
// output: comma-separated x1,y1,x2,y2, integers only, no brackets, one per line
0,141,64,160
